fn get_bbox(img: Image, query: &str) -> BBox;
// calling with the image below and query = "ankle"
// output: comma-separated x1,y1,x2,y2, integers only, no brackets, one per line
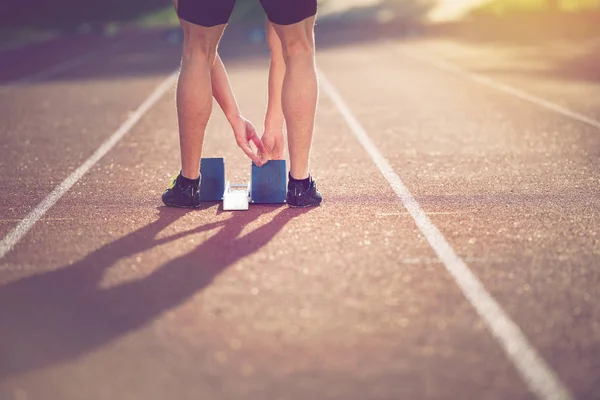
178,172,200,187
289,168,309,180
180,170,200,181
289,172,311,190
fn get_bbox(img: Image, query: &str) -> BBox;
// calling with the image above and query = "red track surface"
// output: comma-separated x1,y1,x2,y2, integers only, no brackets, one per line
0,20,599,400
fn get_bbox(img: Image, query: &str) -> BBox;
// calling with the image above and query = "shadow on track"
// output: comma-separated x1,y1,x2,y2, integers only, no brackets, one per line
0,204,312,378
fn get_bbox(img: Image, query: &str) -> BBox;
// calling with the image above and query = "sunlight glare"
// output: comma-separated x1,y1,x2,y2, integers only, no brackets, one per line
427,0,489,21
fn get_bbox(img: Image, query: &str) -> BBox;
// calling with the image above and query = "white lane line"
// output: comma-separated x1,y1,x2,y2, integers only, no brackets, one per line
319,71,573,400
0,218,76,222
401,257,489,265
0,71,179,261
376,211,466,216
0,38,132,92
398,47,600,131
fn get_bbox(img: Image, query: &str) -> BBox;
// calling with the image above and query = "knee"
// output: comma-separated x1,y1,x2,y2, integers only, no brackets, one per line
181,27,218,65
280,34,314,61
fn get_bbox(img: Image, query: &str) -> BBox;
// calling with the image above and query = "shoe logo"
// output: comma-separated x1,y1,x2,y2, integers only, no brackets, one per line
167,175,178,190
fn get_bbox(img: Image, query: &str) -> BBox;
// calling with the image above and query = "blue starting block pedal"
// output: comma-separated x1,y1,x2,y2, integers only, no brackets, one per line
250,160,287,204
199,158,225,201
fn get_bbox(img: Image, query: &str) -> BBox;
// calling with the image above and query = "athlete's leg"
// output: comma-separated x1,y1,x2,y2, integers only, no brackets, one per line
259,0,321,207
271,15,318,180
259,0,318,179
176,22,226,180
175,0,234,180
161,1,236,208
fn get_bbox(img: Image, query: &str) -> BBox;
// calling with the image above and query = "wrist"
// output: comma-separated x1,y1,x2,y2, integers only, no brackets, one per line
226,110,241,125
264,112,284,131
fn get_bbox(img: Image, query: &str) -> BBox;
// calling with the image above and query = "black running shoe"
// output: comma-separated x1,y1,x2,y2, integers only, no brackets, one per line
286,175,322,208
162,173,201,208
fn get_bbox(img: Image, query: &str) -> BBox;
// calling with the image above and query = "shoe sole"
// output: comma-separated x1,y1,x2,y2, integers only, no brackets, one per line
165,201,319,209
287,201,322,208
162,201,204,209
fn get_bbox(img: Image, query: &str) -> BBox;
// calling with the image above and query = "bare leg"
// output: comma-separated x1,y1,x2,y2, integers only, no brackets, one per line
271,16,318,180
176,21,225,179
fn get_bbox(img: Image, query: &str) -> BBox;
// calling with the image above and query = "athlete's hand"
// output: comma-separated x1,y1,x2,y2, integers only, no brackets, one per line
259,120,285,164
230,115,266,166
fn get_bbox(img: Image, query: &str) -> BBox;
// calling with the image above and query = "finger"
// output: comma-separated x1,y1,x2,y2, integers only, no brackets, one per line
245,123,261,150
257,139,271,165
257,144,269,164
239,141,263,166
245,122,259,151
245,131,267,165
251,133,267,155
246,121,258,137
259,151,270,166
258,134,275,163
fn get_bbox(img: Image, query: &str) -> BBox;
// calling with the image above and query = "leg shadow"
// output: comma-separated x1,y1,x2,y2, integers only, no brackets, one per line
0,204,311,378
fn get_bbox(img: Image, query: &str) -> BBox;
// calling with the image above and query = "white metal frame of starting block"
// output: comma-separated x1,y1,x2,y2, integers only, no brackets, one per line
222,181,250,211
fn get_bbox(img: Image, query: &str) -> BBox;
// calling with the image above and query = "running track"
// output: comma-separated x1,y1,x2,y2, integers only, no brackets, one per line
0,19,599,400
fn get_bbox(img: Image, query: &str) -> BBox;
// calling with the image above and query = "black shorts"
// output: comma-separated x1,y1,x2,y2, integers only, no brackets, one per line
177,0,317,27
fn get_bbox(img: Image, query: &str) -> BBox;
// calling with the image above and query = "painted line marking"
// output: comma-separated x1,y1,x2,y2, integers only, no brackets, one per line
401,257,489,265
376,211,467,217
0,71,179,261
0,218,76,222
319,71,573,400
398,47,600,131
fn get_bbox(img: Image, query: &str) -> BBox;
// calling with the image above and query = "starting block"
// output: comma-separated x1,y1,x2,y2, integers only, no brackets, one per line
250,160,287,204
197,157,287,210
199,158,225,201
223,182,250,210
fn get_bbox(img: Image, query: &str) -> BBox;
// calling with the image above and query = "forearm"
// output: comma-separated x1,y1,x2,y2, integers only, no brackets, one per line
265,21,285,129
211,53,240,122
